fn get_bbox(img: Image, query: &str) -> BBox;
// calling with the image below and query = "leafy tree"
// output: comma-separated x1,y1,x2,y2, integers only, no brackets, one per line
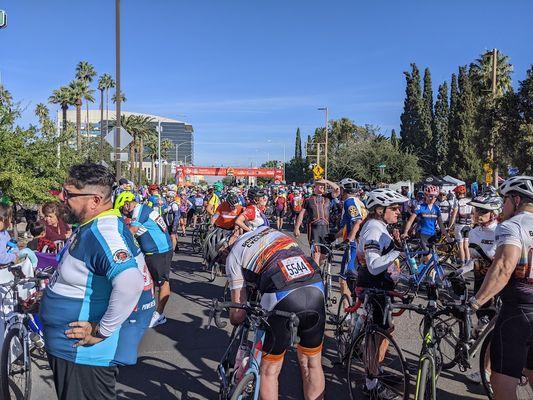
447,73,460,175
285,157,312,184
294,128,302,159
433,82,449,175
49,86,74,135
390,129,399,148
470,51,513,98
75,61,97,138
400,63,422,151
419,68,434,171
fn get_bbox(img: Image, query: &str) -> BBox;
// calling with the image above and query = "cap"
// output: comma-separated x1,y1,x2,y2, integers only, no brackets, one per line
118,178,128,186
314,179,328,185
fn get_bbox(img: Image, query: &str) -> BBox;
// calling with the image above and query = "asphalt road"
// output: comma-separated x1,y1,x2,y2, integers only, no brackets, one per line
30,227,493,400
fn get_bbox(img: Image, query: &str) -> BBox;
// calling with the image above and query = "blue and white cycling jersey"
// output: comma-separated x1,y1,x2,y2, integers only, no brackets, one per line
131,204,172,254
415,202,441,236
40,209,155,367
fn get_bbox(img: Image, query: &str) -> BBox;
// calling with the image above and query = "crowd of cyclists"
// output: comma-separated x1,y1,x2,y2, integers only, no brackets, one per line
0,165,531,400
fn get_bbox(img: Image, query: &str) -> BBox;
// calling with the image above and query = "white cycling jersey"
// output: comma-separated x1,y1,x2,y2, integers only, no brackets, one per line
453,197,473,225
357,219,400,277
469,221,498,260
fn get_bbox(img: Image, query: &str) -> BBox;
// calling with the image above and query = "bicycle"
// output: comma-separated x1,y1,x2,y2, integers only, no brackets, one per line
0,262,51,400
207,299,299,400
346,287,411,400
191,219,211,254
310,242,336,309
387,280,472,400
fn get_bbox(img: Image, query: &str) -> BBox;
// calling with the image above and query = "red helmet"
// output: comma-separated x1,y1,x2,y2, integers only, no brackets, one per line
424,185,439,196
148,184,159,192
454,185,467,195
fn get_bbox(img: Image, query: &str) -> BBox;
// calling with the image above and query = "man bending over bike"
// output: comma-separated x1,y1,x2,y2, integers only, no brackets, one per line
217,226,326,400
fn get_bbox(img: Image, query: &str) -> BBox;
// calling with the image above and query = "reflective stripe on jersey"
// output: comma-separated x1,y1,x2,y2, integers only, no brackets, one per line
40,210,155,366
131,204,172,254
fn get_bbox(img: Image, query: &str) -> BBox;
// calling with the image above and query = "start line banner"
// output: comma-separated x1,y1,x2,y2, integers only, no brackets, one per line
176,166,284,181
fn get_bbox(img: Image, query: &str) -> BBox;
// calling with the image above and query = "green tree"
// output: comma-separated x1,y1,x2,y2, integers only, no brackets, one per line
470,51,513,98
433,82,449,175
75,61,97,138
49,86,73,135
294,127,302,159
67,80,86,150
112,91,126,104
161,139,174,184
390,129,399,148
400,63,422,151
447,73,460,175
419,68,434,171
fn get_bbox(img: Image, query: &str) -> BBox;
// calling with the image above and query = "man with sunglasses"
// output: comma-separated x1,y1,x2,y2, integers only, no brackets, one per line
468,176,533,399
39,163,155,400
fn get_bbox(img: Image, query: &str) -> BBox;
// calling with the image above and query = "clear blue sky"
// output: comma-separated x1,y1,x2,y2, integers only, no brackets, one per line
1,0,532,166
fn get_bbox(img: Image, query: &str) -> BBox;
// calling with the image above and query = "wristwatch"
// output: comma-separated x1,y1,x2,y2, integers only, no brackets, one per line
93,324,109,339
468,296,481,311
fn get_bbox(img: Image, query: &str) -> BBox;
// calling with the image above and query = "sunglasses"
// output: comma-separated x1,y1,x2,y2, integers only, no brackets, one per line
426,195,437,199
475,208,491,215
61,187,101,200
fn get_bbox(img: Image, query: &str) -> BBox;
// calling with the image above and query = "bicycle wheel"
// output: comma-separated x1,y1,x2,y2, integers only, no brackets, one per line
479,329,494,400
1,327,32,400
222,280,231,302
415,358,433,400
435,315,462,370
191,229,201,253
230,373,257,400
347,327,410,400
334,294,352,365
208,260,218,282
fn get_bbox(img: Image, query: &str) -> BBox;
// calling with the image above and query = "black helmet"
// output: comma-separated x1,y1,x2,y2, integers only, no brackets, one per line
247,187,265,201
226,193,239,207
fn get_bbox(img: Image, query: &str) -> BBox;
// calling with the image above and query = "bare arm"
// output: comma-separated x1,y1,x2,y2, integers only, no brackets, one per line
348,219,362,243
294,209,306,235
235,213,251,232
229,287,248,326
449,208,458,228
402,213,417,236
437,216,450,239
326,180,341,198
474,244,521,306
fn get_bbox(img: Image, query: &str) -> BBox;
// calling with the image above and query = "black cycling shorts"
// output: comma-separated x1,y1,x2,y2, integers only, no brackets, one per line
263,284,325,359
490,303,533,378
419,233,436,253
145,250,172,286
308,224,329,254
274,208,284,218
356,293,391,330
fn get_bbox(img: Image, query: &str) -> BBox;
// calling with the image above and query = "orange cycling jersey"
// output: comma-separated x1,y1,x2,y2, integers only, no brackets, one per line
214,202,244,230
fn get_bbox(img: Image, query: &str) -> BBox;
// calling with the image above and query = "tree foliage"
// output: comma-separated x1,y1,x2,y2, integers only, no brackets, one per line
400,63,422,152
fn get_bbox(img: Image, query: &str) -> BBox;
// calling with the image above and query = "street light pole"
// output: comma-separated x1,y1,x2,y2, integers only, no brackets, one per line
157,120,162,184
114,0,121,179
318,107,328,179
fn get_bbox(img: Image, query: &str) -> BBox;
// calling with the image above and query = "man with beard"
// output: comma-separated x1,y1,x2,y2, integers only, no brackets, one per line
39,163,155,400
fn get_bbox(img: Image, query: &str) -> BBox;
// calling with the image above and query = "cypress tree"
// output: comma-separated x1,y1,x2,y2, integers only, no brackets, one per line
400,63,422,151
390,129,399,148
420,68,434,171
448,73,460,175
455,66,481,181
294,128,302,159
433,82,449,175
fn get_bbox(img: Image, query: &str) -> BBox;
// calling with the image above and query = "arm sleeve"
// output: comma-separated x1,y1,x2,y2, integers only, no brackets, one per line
362,229,401,276
98,268,144,337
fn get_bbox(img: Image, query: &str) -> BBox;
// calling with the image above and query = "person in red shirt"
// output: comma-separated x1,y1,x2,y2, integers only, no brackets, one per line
235,188,269,233
273,190,288,230
42,202,71,243
214,193,244,231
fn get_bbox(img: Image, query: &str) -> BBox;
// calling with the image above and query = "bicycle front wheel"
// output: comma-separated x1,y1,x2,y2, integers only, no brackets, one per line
1,327,32,400
347,327,410,400
230,373,257,400
334,294,352,365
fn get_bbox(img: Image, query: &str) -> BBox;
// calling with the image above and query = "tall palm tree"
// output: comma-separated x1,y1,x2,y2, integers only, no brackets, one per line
48,86,72,134
117,115,154,183
105,75,115,129
75,61,97,137
112,91,126,104
97,74,113,158
68,80,86,150
470,51,513,98
145,135,158,183
161,139,174,184
35,103,49,125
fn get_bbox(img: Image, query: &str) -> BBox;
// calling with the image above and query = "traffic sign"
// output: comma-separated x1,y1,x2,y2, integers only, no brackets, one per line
313,164,324,179
110,152,129,162
105,127,133,150
0,10,7,29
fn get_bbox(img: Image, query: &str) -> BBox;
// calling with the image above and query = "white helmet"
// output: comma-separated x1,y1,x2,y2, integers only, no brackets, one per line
469,194,503,211
499,176,533,199
339,178,359,192
366,189,408,210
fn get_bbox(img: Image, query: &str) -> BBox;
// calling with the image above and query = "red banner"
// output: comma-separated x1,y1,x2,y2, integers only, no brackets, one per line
176,166,283,181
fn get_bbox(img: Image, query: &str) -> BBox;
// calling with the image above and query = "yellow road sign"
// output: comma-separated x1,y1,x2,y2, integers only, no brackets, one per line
313,164,324,179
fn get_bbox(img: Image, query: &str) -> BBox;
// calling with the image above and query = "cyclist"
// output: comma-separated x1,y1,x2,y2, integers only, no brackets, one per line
402,185,451,255
273,189,287,230
356,188,408,399
213,192,244,232
437,189,453,228
234,187,269,233
218,226,325,400
164,191,180,253
147,183,166,215
449,184,473,264
290,188,304,226
116,191,173,328
178,191,192,237
294,179,340,265
468,176,533,399
40,164,154,400
337,178,366,307
205,187,221,221
191,191,205,228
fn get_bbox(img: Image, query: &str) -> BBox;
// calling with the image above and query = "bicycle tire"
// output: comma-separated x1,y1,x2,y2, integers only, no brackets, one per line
347,327,410,400
435,315,462,370
415,358,432,400
209,261,218,282
230,373,257,400
191,229,201,253
1,327,32,400
479,329,494,400
334,294,352,365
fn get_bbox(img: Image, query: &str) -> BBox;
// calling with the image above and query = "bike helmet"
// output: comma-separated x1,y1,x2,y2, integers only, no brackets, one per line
203,228,231,265
247,187,266,201
148,183,159,192
226,193,239,207
339,178,359,193
365,189,408,210
498,176,533,200
424,185,439,196
469,194,503,211
114,191,135,210
167,191,176,199
453,185,467,195
213,182,224,192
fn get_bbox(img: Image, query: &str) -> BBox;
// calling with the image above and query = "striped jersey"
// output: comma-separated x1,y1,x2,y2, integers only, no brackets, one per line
131,204,172,254
40,209,155,366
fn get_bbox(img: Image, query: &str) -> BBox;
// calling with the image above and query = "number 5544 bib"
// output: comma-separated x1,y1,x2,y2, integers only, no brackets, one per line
278,256,313,282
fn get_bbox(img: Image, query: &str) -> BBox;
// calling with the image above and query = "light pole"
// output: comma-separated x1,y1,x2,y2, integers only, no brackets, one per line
114,0,121,179
318,107,329,179
175,141,188,164
157,120,162,183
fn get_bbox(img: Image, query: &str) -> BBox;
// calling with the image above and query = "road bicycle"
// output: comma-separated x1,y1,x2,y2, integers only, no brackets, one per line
207,299,299,400
346,288,411,400
387,279,472,400
310,242,336,310
191,219,211,254
0,262,51,400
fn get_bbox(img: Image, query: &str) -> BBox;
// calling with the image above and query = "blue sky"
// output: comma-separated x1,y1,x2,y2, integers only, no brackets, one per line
1,0,532,166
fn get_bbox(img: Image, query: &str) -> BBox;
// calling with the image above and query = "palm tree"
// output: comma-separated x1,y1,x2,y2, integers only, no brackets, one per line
105,75,115,128
161,139,174,184
48,86,72,134
470,51,513,98
136,118,157,185
112,91,126,104
68,80,86,150
35,103,49,125
75,61,97,137
145,135,158,183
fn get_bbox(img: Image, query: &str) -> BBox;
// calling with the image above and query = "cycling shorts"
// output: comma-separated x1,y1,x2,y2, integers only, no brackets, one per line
274,208,285,218
340,241,358,280
490,303,533,378
145,250,172,286
308,224,329,254
454,224,471,242
357,292,391,330
262,284,325,360
419,233,436,253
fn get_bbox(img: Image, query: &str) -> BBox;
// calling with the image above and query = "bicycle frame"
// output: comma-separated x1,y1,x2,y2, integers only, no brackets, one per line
403,242,446,287
415,308,439,400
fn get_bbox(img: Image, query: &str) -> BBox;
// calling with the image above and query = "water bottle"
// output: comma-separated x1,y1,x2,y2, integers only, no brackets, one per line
408,257,418,274
353,308,366,338
234,343,250,384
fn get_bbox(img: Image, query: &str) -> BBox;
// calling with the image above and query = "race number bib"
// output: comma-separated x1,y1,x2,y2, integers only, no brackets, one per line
154,215,168,232
278,256,313,282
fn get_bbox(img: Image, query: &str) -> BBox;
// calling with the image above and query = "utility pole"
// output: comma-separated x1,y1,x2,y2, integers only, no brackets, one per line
157,120,162,184
114,0,121,179
491,48,499,189
318,107,329,179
